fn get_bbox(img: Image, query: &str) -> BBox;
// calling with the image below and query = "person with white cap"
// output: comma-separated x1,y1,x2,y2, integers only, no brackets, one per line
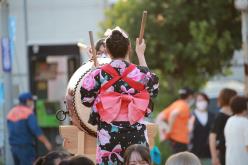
7,92,52,165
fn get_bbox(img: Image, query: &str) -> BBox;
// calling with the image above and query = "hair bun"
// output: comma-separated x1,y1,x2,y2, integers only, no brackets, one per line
111,30,123,40
105,28,130,58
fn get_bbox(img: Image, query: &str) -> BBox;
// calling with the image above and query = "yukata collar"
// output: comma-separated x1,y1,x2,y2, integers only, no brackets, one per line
110,59,130,68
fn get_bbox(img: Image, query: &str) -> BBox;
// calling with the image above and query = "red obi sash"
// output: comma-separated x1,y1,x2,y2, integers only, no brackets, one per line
96,64,150,125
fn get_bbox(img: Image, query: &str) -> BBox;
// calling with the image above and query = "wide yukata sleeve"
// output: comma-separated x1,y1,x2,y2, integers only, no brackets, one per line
137,66,159,116
80,68,101,125
137,66,159,98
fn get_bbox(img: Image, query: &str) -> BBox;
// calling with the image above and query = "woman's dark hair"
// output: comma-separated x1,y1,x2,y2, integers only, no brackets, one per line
197,92,210,103
230,96,248,115
34,151,71,165
59,155,94,165
95,38,105,52
124,144,151,165
218,88,237,107
105,30,129,58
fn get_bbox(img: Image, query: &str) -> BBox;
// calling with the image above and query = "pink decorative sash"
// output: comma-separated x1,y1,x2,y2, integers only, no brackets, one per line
96,64,150,125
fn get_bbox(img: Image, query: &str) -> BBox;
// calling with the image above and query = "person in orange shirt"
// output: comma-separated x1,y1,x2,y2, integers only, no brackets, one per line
156,87,194,153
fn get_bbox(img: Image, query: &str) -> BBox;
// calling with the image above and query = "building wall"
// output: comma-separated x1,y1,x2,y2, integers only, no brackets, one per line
8,0,29,99
1,1,109,163
7,0,107,101
27,0,106,44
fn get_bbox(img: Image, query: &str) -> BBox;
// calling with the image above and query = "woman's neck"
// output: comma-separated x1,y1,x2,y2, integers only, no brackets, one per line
110,54,129,62
221,106,232,115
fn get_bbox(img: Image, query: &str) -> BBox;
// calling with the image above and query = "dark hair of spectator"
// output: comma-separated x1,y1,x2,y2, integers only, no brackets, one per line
197,92,210,103
95,38,105,52
59,155,94,165
218,88,237,107
105,30,129,59
34,151,70,165
230,96,248,115
178,87,194,99
123,144,151,165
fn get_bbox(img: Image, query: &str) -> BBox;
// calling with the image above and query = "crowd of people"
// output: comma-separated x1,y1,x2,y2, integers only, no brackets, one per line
31,144,202,165
10,87,248,165
6,26,248,165
157,87,248,165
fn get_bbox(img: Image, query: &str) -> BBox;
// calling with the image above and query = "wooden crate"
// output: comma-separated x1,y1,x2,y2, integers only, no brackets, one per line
59,123,158,162
59,125,96,161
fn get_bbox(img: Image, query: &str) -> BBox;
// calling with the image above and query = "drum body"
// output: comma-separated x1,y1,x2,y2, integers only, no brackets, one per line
65,58,111,137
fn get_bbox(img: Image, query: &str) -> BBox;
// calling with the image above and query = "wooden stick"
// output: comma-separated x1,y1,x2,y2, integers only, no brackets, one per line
89,31,97,66
139,11,148,44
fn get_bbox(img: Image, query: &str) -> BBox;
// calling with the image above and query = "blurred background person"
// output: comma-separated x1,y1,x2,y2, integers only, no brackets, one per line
156,87,195,153
7,92,52,165
165,151,201,165
224,96,248,165
190,92,214,165
85,38,109,59
95,38,108,58
209,88,237,165
85,38,108,60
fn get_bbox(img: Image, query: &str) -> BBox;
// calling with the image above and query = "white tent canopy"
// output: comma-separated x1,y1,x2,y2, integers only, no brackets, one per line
202,80,244,98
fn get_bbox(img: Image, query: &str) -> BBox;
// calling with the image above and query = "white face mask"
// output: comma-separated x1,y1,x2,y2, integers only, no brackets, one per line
196,101,208,111
99,53,108,58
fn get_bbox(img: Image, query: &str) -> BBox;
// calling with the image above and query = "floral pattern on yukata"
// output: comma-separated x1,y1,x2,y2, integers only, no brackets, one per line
80,60,159,165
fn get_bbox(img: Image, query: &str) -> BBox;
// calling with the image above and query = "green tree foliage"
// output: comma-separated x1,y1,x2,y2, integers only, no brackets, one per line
101,0,241,109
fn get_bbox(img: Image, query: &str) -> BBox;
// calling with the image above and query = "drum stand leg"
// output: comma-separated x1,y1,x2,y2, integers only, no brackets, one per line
59,125,96,162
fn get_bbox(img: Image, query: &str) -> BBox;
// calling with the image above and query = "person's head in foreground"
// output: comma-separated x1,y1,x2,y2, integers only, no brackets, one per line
124,144,151,165
59,155,94,165
34,151,71,165
165,152,201,165
105,27,130,60
217,88,237,108
230,95,248,116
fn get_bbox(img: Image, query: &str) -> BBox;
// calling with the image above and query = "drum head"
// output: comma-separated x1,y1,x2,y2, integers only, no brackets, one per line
66,58,111,137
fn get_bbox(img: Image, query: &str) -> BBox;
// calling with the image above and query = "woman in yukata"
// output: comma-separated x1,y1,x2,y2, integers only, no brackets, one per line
80,27,159,165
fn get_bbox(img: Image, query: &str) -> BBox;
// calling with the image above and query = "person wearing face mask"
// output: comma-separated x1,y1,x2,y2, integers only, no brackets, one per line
156,87,194,153
95,38,108,58
86,38,109,60
189,93,214,165
7,92,52,165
